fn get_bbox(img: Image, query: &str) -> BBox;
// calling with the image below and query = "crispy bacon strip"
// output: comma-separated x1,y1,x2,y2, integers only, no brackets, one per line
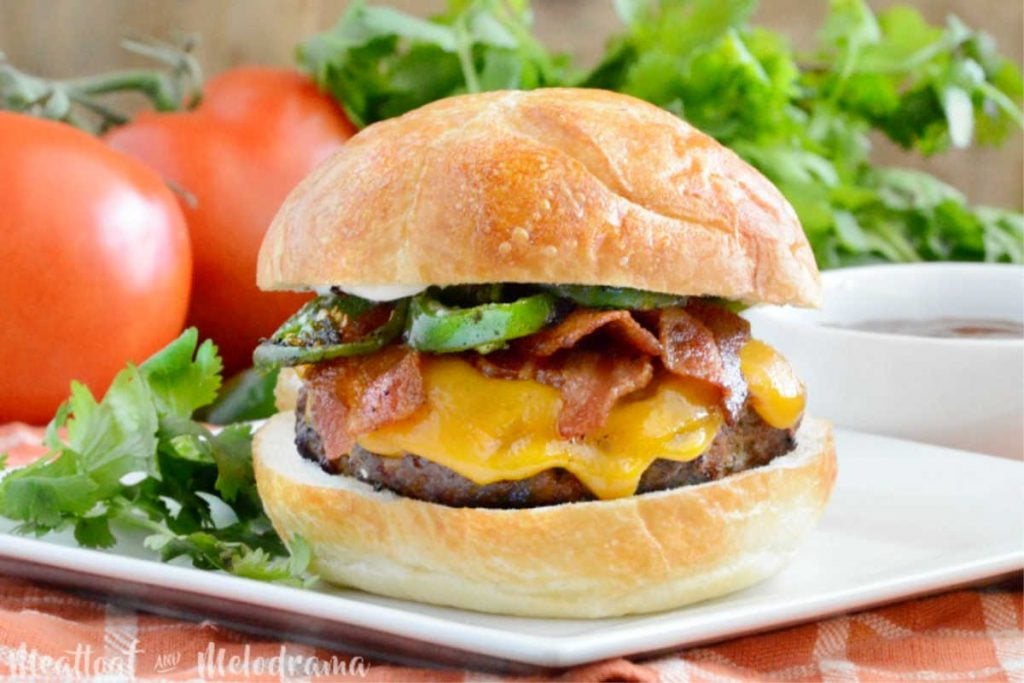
347,349,425,433
522,309,662,357
657,307,724,385
684,302,751,422
473,346,654,440
305,346,425,462
305,372,354,462
537,352,654,441
472,349,537,381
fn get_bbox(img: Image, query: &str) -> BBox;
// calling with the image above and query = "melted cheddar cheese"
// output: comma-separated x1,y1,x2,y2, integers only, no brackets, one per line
357,341,804,500
739,339,806,429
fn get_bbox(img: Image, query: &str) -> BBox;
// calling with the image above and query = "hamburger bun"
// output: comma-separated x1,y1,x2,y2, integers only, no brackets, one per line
257,88,821,307
254,411,836,618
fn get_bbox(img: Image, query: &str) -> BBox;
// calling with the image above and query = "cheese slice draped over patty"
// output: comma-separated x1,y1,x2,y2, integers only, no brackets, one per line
357,341,804,500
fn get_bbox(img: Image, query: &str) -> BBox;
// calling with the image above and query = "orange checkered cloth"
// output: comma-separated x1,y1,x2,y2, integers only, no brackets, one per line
1,424,1021,682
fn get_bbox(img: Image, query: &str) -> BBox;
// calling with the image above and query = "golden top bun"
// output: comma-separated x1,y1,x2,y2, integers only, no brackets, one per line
258,88,821,306
254,411,836,618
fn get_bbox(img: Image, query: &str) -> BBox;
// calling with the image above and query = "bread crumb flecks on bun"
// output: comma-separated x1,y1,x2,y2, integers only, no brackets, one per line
257,89,821,307
254,411,836,618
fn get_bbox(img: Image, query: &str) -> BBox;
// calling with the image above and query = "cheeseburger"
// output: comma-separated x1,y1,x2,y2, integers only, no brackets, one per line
252,88,836,618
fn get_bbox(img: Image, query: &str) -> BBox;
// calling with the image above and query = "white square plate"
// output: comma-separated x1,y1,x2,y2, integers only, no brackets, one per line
1,428,1021,672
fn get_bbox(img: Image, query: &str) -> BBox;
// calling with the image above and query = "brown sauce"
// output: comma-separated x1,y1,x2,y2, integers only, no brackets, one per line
830,317,1023,339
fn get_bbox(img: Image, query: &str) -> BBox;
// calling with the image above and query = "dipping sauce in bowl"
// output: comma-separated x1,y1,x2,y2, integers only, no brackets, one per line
829,317,1024,340
744,263,1024,459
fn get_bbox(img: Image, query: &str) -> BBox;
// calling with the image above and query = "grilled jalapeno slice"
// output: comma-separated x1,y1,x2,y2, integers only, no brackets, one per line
543,284,685,309
405,292,556,353
253,294,407,369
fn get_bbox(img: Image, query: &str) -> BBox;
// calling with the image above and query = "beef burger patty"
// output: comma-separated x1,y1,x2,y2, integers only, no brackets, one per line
294,388,797,508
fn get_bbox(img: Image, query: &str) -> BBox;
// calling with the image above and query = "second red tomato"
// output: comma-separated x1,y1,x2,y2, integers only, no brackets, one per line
107,67,357,373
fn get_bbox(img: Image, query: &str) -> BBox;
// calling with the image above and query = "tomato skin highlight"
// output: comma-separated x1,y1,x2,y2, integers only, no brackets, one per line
106,67,357,373
0,112,192,424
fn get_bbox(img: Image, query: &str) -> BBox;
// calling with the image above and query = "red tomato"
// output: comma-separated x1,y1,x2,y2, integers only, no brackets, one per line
106,67,356,373
0,113,192,424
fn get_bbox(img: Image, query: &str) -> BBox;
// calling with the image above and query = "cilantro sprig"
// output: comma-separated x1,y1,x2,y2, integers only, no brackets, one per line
299,0,1023,268
0,329,313,587
298,0,572,128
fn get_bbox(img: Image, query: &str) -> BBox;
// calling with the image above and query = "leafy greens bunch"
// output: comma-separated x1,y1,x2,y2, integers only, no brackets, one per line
299,0,1023,268
0,330,312,586
299,0,570,127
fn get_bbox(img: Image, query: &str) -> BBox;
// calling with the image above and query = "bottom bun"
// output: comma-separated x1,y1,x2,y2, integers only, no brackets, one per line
253,411,836,618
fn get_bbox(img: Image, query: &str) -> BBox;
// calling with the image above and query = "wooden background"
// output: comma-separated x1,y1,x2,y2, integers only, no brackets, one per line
2,0,1021,209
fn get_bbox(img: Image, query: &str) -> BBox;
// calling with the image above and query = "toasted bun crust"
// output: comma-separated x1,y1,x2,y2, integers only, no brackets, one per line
254,411,836,617
258,89,821,306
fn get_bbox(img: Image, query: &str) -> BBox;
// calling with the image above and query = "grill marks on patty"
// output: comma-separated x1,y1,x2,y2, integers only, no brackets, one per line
294,302,797,508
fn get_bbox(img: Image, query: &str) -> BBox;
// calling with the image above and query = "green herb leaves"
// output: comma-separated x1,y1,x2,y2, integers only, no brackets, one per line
810,2,1023,155
0,329,313,586
141,330,222,419
1,364,158,531
299,0,1022,269
589,0,1023,268
298,0,569,127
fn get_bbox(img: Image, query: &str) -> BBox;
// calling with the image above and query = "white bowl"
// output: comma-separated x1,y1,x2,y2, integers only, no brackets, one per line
744,264,1024,459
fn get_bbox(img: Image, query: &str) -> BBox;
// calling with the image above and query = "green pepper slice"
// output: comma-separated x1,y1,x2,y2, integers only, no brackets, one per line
543,284,686,309
253,295,407,369
405,292,556,353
